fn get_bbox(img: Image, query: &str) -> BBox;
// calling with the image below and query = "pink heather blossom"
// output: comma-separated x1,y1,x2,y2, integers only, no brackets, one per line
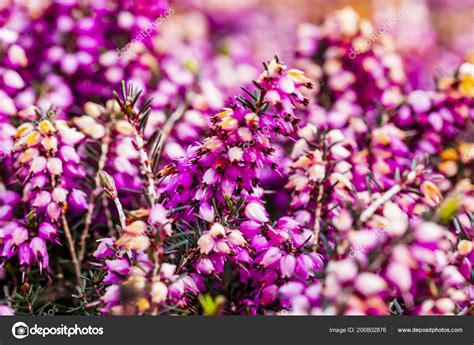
0,305,14,316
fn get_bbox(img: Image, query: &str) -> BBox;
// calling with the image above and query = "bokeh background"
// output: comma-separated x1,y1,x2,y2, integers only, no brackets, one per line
177,0,473,89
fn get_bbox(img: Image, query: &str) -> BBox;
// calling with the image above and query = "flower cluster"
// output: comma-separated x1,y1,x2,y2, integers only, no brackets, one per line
1,116,87,282
393,63,474,157
296,6,406,117
93,203,202,315
281,213,472,315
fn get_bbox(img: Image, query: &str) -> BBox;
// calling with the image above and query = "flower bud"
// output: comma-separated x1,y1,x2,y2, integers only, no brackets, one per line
12,226,28,246
52,187,67,203
30,156,47,173
227,230,246,247
98,170,118,199
38,120,55,135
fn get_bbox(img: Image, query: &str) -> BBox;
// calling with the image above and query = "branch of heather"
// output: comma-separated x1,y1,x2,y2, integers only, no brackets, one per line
79,126,111,263
114,81,157,207
99,170,126,229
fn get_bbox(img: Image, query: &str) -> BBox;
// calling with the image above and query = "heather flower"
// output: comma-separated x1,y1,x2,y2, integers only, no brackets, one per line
0,2,472,318
281,218,471,315
158,59,310,217
392,62,474,157
93,192,197,314
2,115,85,280
295,7,406,116
280,176,473,315
152,59,313,312
0,304,14,316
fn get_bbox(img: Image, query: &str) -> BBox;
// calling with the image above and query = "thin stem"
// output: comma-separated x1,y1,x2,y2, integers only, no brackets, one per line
360,184,402,223
152,246,161,278
61,215,82,287
113,197,126,230
116,83,157,207
313,183,323,251
103,197,115,236
79,128,111,262
132,127,157,207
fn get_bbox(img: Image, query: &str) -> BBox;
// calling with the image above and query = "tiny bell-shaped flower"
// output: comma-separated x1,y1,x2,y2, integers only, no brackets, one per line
245,202,269,223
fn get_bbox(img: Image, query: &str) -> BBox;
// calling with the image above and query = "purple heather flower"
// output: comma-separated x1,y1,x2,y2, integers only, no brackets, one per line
280,255,296,278
30,237,48,273
105,259,131,276
68,189,88,210
93,238,116,260
0,305,14,316
259,247,282,268
38,222,59,242
18,244,32,267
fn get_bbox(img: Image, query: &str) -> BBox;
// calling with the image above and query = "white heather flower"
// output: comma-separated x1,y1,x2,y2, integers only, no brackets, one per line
334,259,358,283
245,202,269,223
198,203,215,223
197,233,214,254
354,273,387,296
30,156,47,173
219,116,238,130
159,263,176,280
228,146,243,162
151,281,168,304
435,298,455,313
414,222,444,243
47,158,63,175
308,164,326,181
386,262,412,292
382,202,408,237
260,247,282,267
209,223,226,238
457,240,473,256
215,241,231,254
420,181,442,207
298,123,317,142
332,209,353,232
52,187,67,203
227,230,246,247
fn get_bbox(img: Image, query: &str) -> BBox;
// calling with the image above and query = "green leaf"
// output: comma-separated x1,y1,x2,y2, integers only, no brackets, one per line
437,197,460,224
198,294,226,316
